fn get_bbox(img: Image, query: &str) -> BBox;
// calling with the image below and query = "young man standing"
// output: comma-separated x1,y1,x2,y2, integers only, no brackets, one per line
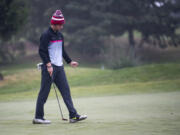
33,10,87,124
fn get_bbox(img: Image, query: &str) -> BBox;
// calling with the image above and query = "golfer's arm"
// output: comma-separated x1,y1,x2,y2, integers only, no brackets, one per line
39,33,51,65
62,41,72,64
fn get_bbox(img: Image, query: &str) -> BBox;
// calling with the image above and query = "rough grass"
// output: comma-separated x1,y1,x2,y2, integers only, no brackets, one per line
0,63,180,101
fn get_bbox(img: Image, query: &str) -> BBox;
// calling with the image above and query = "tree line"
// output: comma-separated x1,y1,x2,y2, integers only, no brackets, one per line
0,0,180,64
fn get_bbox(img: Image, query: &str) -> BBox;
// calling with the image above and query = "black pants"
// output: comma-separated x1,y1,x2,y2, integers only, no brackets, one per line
35,64,77,119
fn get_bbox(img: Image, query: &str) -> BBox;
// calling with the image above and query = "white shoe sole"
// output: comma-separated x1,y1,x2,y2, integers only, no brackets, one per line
32,119,51,124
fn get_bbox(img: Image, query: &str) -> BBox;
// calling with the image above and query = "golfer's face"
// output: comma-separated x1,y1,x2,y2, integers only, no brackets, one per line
56,24,63,31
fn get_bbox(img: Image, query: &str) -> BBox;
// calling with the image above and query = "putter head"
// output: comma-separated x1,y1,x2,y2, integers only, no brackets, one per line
62,118,68,121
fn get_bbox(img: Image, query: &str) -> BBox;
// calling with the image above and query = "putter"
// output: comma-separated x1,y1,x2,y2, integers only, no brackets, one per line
51,74,68,121
37,63,68,121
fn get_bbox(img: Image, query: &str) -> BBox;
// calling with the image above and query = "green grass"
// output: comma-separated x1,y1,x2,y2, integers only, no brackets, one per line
0,92,180,135
0,63,180,135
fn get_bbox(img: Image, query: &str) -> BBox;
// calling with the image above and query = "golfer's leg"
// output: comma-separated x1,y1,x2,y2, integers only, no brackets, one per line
35,66,52,119
54,66,77,118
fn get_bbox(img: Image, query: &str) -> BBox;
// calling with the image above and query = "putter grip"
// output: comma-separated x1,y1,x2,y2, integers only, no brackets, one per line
37,63,43,70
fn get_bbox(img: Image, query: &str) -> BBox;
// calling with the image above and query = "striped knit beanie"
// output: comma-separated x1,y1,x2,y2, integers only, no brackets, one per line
51,10,65,25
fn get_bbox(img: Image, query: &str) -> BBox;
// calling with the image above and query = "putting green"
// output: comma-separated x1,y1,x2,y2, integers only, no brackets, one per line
0,91,180,135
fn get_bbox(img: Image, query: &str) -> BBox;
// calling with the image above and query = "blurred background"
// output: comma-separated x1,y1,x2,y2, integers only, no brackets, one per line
1,0,180,100
0,0,180,101
0,0,180,70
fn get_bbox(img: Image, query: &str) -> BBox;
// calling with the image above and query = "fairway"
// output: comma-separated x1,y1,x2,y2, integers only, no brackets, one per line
0,91,180,135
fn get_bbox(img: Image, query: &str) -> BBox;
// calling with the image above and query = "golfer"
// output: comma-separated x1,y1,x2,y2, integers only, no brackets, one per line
33,10,87,124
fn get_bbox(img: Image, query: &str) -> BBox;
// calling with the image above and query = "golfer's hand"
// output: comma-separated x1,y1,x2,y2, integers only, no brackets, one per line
70,61,79,68
46,63,53,76
47,66,53,76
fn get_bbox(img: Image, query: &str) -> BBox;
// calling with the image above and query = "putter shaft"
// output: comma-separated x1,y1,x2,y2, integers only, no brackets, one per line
52,77,68,121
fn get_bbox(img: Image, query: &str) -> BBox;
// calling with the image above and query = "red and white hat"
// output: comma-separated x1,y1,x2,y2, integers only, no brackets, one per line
51,10,65,25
